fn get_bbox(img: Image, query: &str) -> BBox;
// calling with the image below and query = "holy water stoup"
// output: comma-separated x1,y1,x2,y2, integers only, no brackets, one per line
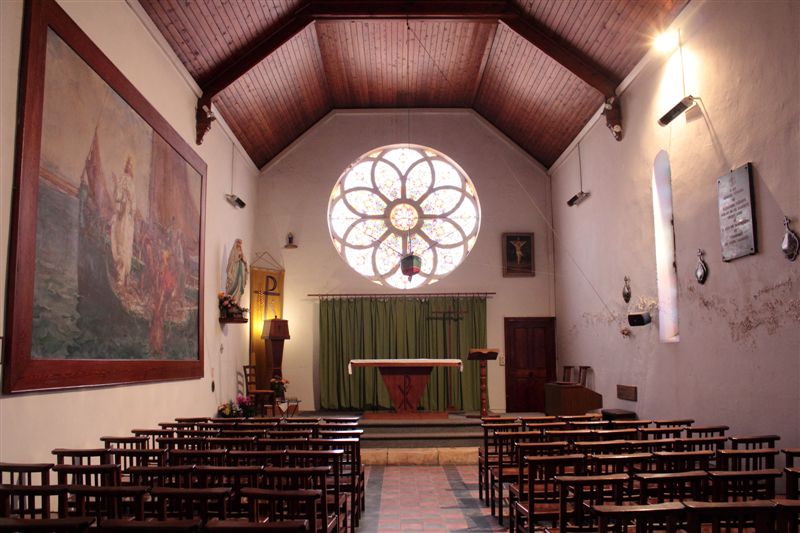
782,216,799,262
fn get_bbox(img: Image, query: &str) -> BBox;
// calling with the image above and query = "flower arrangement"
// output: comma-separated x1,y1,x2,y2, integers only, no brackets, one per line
218,291,248,319
270,375,290,397
216,394,256,418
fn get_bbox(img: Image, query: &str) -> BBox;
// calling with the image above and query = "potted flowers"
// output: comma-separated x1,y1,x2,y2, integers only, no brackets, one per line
218,291,248,321
270,375,290,400
216,394,256,418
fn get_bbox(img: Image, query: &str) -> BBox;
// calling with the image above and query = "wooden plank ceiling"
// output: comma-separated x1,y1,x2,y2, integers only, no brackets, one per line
140,0,687,168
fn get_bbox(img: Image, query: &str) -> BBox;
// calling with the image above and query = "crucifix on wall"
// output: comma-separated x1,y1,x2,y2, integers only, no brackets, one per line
428,308,466,411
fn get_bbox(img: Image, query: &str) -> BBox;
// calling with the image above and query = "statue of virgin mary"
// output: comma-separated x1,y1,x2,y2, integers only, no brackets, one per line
225,238,248,305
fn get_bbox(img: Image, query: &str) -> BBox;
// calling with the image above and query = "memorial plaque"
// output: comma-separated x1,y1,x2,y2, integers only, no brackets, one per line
718,163,757,262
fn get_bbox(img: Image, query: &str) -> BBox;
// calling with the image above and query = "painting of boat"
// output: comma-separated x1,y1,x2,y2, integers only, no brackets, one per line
30,28,201,361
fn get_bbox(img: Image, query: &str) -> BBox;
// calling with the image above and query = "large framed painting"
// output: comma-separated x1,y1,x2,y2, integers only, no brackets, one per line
3,0,206,393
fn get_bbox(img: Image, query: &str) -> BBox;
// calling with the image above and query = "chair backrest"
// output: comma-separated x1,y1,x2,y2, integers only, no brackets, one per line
0,463,53,486
149,487,231,521
52,464,121,486
685,425,729,438
0,484,66,518
131,429,174,449
52,448,109,466
127,466,194,489
716,449,778,471
167,449,227,467
100,436,148,450
241,488,319,531
636,470,708,504
729,435,781,450
69,485,148,522
226,450,286,468
652,450,714,472
243,365,258,396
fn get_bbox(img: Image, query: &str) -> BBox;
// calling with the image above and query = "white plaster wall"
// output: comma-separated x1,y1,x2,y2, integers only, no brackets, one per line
255,109,556,411
551,1,800,447
0,0,259,461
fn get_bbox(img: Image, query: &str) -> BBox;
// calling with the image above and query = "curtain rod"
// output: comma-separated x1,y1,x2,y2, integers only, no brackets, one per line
308,292,495,298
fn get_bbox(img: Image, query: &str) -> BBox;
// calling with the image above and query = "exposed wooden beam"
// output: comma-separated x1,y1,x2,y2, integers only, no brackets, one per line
499,10,620,97
195,0,623,144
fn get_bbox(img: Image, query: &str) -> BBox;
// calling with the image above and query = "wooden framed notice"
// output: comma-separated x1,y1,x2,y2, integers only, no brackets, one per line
502,233,535,277
4,0,206,393
717,163,757,262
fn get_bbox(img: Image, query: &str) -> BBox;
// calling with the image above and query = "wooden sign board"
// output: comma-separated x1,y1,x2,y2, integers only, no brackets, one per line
617,384,638,402
718,163,757,262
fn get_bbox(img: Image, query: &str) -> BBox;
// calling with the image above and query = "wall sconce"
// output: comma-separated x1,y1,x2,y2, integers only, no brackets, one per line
225,194,246,208
284,233,298,249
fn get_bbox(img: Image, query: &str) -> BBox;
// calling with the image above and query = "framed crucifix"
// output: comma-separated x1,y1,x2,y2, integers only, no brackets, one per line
502,233,535,277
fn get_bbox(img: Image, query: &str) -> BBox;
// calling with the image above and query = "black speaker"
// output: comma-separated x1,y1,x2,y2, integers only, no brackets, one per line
627,312,652,327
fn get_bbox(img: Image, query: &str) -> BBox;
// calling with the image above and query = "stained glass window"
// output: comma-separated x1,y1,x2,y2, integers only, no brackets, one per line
327,144,481,289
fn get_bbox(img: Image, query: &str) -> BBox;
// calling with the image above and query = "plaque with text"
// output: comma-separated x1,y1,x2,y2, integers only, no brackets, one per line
718,163,757,262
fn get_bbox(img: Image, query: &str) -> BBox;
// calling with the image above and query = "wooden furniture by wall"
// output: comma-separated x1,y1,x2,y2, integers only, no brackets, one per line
243,365,276,417
544,382,602,416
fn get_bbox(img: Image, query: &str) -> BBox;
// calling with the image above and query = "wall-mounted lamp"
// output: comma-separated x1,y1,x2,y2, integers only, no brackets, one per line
658,96,696,126
284,233,298,249
567,144,590,207
628,312,652,327
225,194,246,208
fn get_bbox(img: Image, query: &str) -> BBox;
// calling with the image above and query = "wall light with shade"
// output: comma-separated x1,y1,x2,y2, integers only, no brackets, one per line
654,28,698,127
262,318,290,377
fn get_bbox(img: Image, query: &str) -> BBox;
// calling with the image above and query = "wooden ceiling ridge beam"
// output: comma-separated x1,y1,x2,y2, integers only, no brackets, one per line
499,7,624,140
308,0,510,19
195,3,315,144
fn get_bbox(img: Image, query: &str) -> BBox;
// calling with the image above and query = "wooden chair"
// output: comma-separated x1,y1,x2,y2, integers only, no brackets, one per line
594,428,638,442
108,449,168,483
261,467,336,532
286,449,350,532
636,470,708,504
127,466,194,489
51,449,109,466
729,435,781,450
556,473,627,532
131,428,174,449
240,488,319,531
774,498,800,533
557,414,602,422
589,452,653,501
594,501,685,533
626,438,678,453
167,449,227,467
257,437,310,451
574,440,628,456
508,441,570,530
217,429,270,439
68,485,148,523
100,436,147,450
707,469,782,501
174,417,210,428
611,419,652,430
783,448,800,468
675,436,727,453
684,500,775,533
191,465,264,517
0,516,93,531
489,430,542,524
157,437,209,451
639,426,685,440
686,425,729,438
308,438,362,526
52,464,120,487
205,437,257,452
511,452,583,532
479,421,522,503
653,450,714,472
0,484,67,519
0,462,53,486
149,486,231,522
243,364,277,417
716,448,778,471
226,450,285,468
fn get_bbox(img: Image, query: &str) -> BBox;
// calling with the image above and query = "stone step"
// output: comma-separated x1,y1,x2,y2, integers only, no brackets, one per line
362,431,482,448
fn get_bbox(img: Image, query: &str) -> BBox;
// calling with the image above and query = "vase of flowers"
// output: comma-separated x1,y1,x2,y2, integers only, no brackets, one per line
218,292,248,320
270,375,289,400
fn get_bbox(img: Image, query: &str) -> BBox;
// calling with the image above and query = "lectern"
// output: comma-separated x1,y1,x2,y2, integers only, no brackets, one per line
468,349,499,418
262,318,290,377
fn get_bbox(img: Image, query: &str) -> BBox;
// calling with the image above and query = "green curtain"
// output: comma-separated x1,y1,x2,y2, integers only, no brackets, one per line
320,296,486,411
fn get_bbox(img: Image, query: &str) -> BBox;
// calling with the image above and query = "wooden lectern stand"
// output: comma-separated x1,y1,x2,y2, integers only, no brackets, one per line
262,318,290,378
468,349,499,418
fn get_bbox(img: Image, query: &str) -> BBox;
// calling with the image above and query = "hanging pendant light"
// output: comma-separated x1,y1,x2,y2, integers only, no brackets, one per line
401,253,422,281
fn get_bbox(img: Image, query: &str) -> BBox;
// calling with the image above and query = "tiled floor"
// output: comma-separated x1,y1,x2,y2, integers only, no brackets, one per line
358,465,506,532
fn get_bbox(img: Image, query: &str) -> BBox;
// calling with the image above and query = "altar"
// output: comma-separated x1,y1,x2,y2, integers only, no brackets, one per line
349,358,463,418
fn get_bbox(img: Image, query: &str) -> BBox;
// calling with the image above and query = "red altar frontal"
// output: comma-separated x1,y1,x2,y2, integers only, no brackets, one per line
349,358,463,418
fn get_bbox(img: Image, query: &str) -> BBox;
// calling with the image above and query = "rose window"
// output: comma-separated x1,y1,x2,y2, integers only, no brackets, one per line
327,144,481,289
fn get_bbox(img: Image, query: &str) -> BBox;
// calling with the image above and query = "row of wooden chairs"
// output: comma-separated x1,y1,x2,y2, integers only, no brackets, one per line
511,454,800,532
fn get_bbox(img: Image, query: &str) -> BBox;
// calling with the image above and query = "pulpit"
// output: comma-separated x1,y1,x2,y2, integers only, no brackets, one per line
262,318,289,377
468,349,499,418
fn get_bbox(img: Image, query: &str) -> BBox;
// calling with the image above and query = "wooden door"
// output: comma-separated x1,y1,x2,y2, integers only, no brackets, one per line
504,317,556,412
